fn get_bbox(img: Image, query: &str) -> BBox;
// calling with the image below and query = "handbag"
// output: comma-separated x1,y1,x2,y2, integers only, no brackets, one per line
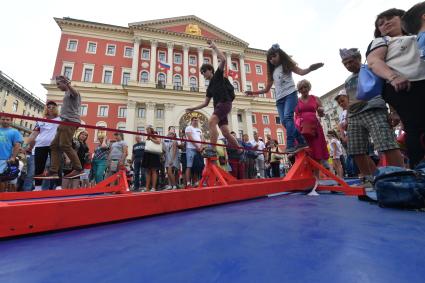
356,64,384,101
300,120,317,139
145,139,162,155
357,38,388,101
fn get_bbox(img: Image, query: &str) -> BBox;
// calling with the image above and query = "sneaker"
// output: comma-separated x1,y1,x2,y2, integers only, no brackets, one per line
64,170,85,179
172,186,177,190
34,172,59,179
202,148,217,158
165,185,172,190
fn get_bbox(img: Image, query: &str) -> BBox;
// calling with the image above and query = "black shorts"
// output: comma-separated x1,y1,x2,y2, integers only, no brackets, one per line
213,101,232,127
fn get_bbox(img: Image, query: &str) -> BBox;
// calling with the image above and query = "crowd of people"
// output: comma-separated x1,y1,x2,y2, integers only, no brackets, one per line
1,4,425,192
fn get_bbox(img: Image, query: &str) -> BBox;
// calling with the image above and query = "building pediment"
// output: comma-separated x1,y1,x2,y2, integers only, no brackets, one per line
129,15,248,47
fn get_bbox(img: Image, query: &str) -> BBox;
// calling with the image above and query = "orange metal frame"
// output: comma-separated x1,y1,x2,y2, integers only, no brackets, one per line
0,150,365,238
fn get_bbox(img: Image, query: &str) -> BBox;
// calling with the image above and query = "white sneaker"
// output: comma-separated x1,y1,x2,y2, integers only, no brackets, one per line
165,185,172,190
151,188,156,191
172,186,177,190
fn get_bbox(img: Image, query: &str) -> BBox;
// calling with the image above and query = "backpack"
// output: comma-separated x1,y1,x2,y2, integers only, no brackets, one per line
0,161,20,182
373,162,425,209
223,77,235,101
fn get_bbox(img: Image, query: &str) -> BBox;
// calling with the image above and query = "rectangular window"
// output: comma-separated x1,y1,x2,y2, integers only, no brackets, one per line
122,72,130,85
155,109,164,119
252,114,256,124
258,84,265,98
237,113,243,123
238,130,244,139
271,87,276,99
158,51,166,63
124,47,133,58
67,40,77,51
117,124,126,131
141,49,150,60
255,64,263,74
118,107,127,118
137,107,146,118
189,55,197,66
98,106,108,117
137,126,145,133
231,61,238,71
103,70,113,84
156,127,164,136
245,63,251,73
203,58,210,64
275,116,281,124
80,105,88,116
277,132,284,144
174,53,182,64
63,66,73,80
83,68,93,82
106,44,116,56
87,42,97,54
262,115,269,124
12,100,18,112
246,82,252,91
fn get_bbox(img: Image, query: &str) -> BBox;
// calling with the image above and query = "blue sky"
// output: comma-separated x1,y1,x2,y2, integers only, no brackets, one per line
0,0,419,100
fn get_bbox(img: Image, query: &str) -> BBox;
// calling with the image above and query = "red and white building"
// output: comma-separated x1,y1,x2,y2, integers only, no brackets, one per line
45,16,286,152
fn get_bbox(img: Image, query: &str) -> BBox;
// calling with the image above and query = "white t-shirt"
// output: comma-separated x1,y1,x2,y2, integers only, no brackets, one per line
185,126,202,150
329,138,343,159
338,110,347,125
273,65,296,101
250,139,266,160
32,117,61,154
109,140,127,160
369,35,425,81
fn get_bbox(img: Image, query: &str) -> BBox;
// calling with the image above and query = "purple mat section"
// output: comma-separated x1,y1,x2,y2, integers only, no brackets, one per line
1,194,424,283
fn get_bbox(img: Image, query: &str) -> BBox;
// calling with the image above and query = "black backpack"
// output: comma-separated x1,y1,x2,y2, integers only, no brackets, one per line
223,77,235,101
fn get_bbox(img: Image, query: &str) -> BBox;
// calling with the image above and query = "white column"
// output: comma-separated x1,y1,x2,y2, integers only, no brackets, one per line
226,51,232,74
125,100,137,157
197,47,205,91
130,38,140,82
239,53,247,92
183,44,189,90
166,42,174,86
244,108,254,139
164,103,175,132
212,50,218,70
146,102,156,126
149,40,158,85
230,108,239,132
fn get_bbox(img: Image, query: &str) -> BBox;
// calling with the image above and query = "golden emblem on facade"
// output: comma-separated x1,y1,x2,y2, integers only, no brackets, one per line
185,24,202,36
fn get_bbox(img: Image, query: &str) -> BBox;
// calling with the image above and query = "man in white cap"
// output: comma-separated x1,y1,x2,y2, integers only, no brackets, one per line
340,48,403,185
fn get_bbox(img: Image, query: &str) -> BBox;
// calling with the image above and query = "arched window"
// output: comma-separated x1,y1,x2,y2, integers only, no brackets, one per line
173,74,182,87
157,73,166,84
233,81,240,92
189,77,197,87
140,71,149,83
264,128,272,140
117,122,126,131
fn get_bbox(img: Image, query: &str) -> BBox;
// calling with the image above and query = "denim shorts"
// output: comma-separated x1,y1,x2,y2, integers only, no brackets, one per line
186,148,197,168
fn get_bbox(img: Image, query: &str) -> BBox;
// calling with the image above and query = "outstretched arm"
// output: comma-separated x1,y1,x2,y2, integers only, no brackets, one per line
186,96,211,112
292,63,324,76
208,40,226,70
245,80,274,96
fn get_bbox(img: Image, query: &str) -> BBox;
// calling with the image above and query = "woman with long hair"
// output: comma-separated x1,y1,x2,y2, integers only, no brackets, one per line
163,131,179,190
26,101,61,190
245,44,324,153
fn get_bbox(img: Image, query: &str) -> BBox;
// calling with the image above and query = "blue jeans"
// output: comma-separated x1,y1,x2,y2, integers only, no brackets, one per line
92,159,108,184
22,155,35,191
276,91,306,149
133,158,146,189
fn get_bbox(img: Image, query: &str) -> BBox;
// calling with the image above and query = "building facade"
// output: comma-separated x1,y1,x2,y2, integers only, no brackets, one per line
0,70,45,135
320,83,344,135
45,16,287,152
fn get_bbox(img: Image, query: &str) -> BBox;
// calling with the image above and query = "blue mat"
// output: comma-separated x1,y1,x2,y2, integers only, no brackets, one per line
1,194,424,283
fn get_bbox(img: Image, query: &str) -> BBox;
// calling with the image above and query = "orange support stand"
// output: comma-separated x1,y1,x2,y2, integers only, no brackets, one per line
0,150,365,238
285,150,365,196
0,170,129,201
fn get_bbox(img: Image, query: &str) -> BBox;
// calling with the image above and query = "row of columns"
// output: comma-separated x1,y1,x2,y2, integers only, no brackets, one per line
130,38,248,91
124,100,254,153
